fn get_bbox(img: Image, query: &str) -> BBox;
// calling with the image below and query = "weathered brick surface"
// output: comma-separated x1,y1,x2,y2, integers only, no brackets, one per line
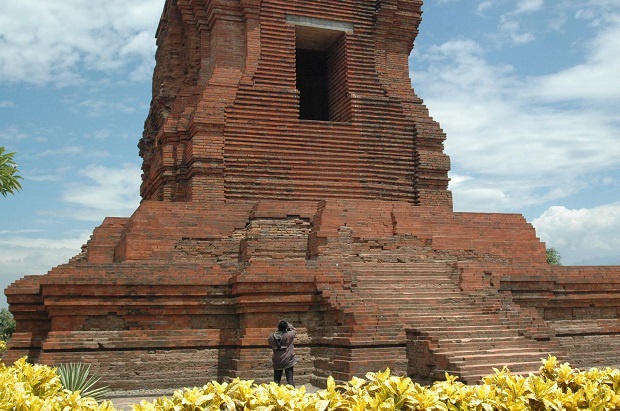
4,0,620,389
139,0,450,206
6,199,618,387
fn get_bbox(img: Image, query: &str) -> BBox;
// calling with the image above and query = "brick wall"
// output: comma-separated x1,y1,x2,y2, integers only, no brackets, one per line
138,0,451,207
7,199,619,387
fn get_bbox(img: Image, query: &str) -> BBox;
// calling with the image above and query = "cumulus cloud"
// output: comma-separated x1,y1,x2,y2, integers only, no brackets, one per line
491,0,546,46
0,0,160,86
0,231,92,308
62,163,142,221
515,0,544,14
533,203,620,265
527,17,620,102
498,18,535,45
413,1,620,266
477,1,494,16
413,5,620,213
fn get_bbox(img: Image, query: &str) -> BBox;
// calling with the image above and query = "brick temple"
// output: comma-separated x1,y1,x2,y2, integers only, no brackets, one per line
5,0,620,389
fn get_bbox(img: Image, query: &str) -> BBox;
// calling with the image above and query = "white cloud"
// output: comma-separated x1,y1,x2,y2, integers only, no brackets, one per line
62,163,141,220
33,146,85,158
0,229,43,235
489,0,547,46
0,233,89,251
576,0,620,25
72,98,141,117
533,203,620,265
446,173,473,189
0,231,91,308
498,18,535,45
527,17,620,102
413,10,620,212
477,1,494,16
0,0,160,86
0,101,15,108
412,1,620,266
0,163,141,306
26,166,73,183
515,0,544,14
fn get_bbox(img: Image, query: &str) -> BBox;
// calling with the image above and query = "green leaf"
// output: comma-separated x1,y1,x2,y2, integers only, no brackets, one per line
56,362,110,402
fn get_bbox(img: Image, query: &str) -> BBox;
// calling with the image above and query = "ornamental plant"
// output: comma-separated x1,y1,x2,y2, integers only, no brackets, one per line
5,355,620,410
132,356,620,411
57,362,111,401
0,357,116,411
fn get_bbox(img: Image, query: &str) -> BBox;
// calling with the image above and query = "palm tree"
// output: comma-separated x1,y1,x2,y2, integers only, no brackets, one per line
0,146,22,197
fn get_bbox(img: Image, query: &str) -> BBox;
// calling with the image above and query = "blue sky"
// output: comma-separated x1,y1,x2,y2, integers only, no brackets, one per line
1,0,619,307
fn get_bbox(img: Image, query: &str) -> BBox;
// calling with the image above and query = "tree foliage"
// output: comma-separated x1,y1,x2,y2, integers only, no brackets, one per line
547,247,562,265
0,308,16,341
0,146,23,197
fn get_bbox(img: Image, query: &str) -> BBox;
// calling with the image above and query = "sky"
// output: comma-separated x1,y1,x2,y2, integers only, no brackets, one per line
1,0,619,308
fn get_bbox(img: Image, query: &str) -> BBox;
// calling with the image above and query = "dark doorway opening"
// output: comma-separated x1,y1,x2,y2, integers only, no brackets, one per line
296,49,330,121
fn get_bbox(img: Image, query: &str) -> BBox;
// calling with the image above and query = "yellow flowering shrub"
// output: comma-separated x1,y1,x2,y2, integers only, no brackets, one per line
0,340,6,355
5,355,620,410
129,356,620,411
0,357,116,411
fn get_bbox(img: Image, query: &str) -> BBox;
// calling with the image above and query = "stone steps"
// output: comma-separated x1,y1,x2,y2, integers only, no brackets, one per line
449,350,548,366
434,336,544,352
414,326,526,339
319,260,563,383
440,361,543,383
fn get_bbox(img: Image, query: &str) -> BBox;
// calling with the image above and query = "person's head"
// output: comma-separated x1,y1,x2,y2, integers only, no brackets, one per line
278,320,289,332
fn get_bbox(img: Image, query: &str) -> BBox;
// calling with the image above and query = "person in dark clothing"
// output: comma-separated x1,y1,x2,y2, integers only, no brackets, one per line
267,320,297,386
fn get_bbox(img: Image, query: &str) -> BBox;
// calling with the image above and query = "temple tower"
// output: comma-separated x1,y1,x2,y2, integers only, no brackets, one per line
138,0,451,206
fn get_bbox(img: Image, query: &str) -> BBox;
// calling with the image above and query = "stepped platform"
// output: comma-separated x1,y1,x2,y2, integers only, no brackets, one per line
7,199,619,388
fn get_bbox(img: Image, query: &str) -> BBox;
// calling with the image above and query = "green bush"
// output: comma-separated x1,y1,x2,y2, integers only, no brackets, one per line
547,247,562,265
0,308,16,341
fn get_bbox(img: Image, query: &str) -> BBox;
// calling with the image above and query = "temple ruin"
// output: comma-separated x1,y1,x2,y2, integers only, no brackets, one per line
5,0,620,389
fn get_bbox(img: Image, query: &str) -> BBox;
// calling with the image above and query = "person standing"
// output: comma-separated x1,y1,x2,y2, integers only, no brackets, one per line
267,320,297,386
